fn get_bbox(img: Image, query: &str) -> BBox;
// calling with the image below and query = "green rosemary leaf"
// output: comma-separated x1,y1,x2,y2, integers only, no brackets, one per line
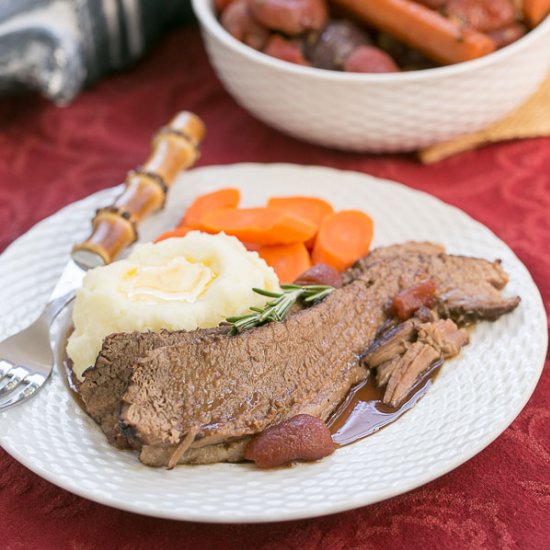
252,288,282,298
226,283,335,335
280,284,302,290
303,288,333,302
225,316,243,323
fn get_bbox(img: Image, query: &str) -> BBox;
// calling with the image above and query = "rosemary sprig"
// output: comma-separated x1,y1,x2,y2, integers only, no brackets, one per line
226,284,334,335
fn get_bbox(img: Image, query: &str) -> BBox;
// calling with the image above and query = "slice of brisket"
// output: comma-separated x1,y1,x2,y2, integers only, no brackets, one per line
79,330,194,448
87,243,520,467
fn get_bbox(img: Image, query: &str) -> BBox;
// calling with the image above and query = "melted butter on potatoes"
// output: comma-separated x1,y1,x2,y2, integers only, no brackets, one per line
67,232,279,380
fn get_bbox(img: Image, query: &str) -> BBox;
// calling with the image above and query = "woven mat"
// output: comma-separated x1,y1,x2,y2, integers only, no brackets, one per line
419,71,550,163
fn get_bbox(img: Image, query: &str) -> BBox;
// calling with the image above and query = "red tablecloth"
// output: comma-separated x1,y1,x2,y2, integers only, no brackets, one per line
1,27,549,549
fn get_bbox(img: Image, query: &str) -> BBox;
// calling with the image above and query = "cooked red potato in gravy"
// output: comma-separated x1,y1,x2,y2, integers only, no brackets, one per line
293,262,343,287
487,22,528,48
304,19,369,70
264,34,310,64
216,0,550,72
343,45,400,73
445,0,516,33
243,414,335,468
248,0,328,35
221,0,270,50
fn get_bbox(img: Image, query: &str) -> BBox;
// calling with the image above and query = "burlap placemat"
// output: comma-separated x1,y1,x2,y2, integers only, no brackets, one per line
419,71,550,164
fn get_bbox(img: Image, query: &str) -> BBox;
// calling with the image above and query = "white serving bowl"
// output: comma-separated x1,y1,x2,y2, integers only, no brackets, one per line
192,0,550,152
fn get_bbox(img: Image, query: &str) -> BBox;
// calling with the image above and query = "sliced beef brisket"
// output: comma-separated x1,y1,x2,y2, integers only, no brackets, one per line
107,244,520,466
79,330,204,448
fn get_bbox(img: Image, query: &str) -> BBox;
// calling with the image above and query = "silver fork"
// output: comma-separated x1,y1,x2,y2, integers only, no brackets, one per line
0,260,84,410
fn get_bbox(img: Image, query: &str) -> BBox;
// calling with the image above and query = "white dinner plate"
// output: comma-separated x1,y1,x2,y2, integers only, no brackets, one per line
0,164,547,523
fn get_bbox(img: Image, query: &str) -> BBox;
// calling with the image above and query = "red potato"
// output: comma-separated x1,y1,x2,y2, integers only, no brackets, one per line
243,414,335,468
215,0,238,13
305,19,371,70
344,45,400,72
221,0,270,50
414,0,447,8
247,0,328,36
293,263,343,287
264,34,310,65
445,0,517,33
487,22,527,48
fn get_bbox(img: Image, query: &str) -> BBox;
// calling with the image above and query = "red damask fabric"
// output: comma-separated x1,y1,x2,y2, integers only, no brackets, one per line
1,27,549,550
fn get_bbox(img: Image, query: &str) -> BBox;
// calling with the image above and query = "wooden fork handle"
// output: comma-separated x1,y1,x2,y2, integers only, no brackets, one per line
71,111,205,269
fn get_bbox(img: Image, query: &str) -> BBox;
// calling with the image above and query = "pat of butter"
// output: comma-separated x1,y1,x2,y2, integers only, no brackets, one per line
121,257,215,303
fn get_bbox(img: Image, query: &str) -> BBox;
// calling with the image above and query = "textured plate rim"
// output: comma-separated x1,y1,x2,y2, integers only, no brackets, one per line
0,163,547,523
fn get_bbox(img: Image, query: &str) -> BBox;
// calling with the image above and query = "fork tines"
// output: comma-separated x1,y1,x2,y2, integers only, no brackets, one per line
0,360,46,410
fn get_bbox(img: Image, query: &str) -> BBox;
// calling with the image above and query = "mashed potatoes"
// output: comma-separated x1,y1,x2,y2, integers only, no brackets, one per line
67,232,279,379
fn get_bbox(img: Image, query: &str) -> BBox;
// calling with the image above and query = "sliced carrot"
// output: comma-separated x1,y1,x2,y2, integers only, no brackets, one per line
267,196,334,248
330,0,496,66
199,208,317,245
154,226,195,243
258,242,312,284
312,210,374,272
179,188,241,228
523,0,550,27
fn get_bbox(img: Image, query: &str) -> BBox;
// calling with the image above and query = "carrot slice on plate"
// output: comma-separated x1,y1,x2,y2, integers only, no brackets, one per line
258,242,312,283
199,207,317,245
180,188,241,228
154,226,195,243
267,196,334,248
312,210,374,271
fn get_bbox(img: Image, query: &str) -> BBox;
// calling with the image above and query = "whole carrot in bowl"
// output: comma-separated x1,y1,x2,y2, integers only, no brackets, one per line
330,0,496,65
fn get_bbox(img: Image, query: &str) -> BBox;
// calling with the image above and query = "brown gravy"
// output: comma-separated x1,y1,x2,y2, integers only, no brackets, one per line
61,354,86,411
58,326,86,411
328,361,442,447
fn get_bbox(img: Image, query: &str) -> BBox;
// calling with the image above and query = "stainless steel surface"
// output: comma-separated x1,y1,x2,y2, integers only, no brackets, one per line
0,259,84,410
72,248,106,270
